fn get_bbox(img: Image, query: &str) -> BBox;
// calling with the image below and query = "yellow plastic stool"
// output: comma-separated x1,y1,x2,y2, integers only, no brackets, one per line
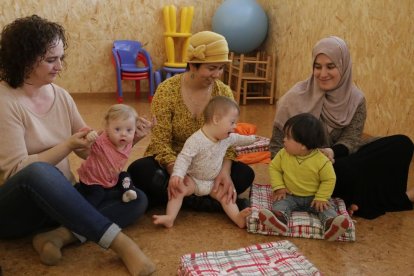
162,5,194,68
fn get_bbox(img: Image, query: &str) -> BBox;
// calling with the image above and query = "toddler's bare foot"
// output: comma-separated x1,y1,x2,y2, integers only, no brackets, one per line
111,232,156,276
347,204,359,217
234,207,252,228
32,227,76,265
152,214,174,228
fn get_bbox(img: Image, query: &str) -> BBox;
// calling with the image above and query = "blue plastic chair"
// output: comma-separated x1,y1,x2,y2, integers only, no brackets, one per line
112,40,154,102
154,66,186,90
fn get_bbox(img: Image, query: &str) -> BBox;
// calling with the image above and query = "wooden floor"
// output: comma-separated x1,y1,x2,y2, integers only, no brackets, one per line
1,92,413,275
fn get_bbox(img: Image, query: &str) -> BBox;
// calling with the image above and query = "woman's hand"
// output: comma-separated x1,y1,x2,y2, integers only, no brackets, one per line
319,148,335,163
68,129,94,150
134,116,156,145
311,200,330,212
39,129,93,165
73,128,99,159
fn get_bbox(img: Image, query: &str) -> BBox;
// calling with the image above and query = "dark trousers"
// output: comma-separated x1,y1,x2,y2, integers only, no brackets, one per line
127,156,254,211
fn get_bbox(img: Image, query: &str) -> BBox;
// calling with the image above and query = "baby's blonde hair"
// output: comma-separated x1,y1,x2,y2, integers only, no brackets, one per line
203,96,239,124
104,104,138,124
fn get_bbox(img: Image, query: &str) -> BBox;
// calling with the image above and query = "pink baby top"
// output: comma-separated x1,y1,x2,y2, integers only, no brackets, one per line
77,132,132,188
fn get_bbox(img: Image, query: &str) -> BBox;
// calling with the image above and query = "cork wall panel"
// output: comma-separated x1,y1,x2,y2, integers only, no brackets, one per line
1,0,413,139
257,0,414,139
0,0,220,94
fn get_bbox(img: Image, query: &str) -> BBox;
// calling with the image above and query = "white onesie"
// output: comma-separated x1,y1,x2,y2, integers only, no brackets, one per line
172,129,255,196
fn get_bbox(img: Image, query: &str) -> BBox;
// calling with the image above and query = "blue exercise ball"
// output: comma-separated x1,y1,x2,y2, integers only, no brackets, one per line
212,0,268,54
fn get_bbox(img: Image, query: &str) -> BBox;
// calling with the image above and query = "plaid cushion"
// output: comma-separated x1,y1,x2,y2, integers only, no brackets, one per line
178,240,321,275
248,184,356,241
235,136,270,155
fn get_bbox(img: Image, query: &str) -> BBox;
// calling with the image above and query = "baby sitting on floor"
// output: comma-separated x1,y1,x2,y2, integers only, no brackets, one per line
259,113,351,241
153,96,256,228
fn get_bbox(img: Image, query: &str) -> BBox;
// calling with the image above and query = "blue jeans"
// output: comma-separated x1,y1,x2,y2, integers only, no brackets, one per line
272,194,338,226
0,162,148,248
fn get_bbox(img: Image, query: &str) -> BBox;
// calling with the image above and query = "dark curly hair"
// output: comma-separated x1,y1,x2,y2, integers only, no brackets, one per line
0,14,67,88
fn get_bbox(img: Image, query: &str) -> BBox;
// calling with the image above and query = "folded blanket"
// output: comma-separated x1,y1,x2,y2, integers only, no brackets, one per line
234,123,271,164
234,135,270,155
178,240,321,275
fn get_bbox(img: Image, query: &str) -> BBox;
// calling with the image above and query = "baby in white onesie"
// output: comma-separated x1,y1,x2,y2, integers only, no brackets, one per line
153,96,255,228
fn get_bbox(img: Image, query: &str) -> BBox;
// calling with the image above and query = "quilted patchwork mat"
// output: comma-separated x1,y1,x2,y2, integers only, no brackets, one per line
178,240,321,275
247,184,356,241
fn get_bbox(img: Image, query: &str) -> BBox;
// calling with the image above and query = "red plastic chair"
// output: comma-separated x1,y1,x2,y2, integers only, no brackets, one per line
112,40,154,102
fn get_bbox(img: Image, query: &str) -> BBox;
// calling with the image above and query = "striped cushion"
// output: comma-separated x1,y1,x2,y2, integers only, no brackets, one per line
178,240,321,275
247,184,356,241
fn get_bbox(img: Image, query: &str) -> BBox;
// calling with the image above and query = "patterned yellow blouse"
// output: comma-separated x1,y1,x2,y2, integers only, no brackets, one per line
145,74,236,167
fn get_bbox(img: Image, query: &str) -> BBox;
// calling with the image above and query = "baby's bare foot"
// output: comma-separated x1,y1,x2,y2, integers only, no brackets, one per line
234,207,252,228
152,214,174,228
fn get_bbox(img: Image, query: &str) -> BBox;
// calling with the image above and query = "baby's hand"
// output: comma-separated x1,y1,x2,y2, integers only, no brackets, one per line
86,130,99,142
311,200,330,212
273,188,289,201
78,127,98,142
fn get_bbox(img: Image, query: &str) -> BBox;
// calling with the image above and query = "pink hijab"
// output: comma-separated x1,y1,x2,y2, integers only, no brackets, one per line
274,36,364,132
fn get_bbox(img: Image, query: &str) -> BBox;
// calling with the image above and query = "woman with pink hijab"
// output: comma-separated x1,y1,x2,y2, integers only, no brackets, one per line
269,36,414,219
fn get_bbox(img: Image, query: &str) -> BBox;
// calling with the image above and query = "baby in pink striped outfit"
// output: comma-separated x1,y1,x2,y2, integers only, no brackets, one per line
77,104,152,206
